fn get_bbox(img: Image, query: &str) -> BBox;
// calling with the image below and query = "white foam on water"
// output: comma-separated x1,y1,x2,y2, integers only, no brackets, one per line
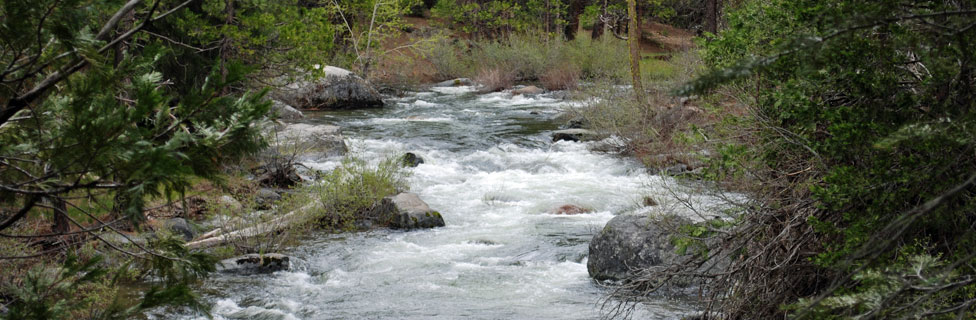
412,99,441,107
186,88,721,320
430,85,477,94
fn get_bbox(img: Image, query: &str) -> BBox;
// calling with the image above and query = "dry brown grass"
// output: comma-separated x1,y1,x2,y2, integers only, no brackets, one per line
474,68,515,93
540,65,580,90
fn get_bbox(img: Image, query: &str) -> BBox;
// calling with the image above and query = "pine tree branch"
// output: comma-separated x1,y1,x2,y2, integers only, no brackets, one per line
0,0,194,128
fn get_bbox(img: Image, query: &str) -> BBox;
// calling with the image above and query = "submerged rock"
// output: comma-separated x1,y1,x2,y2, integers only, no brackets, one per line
551,129,598,142
549,204,593,215
274,66,383,110
587,214,690,281
373,193,445,230
217,253,291,274
433,78,473,87
400,152,425,167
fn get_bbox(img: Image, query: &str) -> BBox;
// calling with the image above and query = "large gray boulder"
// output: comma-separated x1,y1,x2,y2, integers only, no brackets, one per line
374,193,445,230
270,100,305,120
217,253,291,274
274,66,383,110
587,214,690,281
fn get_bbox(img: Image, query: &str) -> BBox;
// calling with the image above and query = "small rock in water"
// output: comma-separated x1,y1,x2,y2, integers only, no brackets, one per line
217,253,291,274
642,196,658,207
549,204,593,215
551,129,597,142
401,152,425,167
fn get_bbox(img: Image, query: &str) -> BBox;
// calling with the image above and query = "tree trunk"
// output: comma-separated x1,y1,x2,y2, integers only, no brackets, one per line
705,0,718,34
220,0,235,89
563,0,586,40
50,196,70,234
627,0,643,101
591,0,606,40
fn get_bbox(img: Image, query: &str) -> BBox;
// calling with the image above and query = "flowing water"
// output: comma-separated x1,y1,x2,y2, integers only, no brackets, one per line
162,86,725,319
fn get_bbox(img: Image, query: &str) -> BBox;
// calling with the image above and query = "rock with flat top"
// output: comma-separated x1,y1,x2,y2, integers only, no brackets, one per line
374,193,445,230
274,66,383,110
270,100,305,120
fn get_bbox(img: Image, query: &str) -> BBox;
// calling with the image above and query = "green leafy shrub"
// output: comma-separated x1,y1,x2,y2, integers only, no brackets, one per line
654,0,976,319
306,157,410,231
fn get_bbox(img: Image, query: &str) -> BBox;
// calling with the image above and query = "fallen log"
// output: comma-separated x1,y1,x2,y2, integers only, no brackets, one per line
185,202,318,249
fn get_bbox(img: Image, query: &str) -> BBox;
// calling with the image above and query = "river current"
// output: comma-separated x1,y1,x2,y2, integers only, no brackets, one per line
162,86,715,319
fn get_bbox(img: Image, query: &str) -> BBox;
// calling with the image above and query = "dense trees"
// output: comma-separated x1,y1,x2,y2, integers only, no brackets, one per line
639,0,976,318
0,0,340,316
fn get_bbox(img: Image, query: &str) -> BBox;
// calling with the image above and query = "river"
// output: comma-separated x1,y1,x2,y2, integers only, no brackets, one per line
161,86,711,319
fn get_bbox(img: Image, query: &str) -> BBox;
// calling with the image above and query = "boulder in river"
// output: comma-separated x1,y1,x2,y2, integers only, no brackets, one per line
587,214,690,281
270,100,305,120
217,253,291,274
400,152,425,167
551,129,598,142
433,78,473,87
273,66,384,110
374,193,445,230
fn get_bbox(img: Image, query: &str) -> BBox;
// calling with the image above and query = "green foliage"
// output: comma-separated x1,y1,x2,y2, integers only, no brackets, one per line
685,0,976,318
421,33,630,82
328,0,419,75
0,48,269,224
432,0,566,39
306,157,409,230
3,236,214,320
157,0,335,89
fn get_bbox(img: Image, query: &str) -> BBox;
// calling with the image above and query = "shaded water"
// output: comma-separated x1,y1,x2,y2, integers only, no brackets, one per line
162,87,718,319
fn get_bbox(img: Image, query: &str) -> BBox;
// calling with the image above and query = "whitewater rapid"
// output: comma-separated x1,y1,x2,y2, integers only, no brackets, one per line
163,86,719,319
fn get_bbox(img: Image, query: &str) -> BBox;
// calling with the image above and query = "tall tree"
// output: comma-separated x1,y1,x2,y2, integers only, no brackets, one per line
563,0,587,40
704,0,717,34
626,0,642,100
